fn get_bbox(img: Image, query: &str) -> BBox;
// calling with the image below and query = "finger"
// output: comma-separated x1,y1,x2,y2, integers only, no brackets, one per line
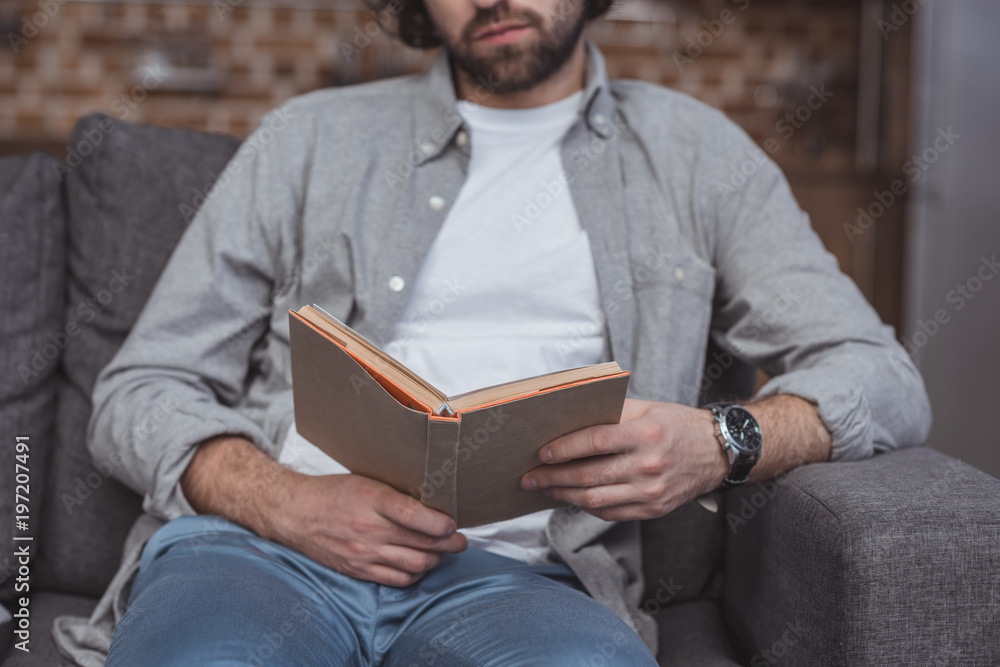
388,523,469,554
539,422,638,465
541,483,638,509
521,453,632,490
353,562,425,588
376,544,444,575
585,502,654,523
375,492,457,539
620,398,650,422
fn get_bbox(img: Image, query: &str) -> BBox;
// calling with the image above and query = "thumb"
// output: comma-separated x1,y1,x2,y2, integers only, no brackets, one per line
620,398,650,423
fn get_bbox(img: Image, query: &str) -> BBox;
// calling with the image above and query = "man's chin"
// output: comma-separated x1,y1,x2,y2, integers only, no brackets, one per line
452,33,572,93
466,37,534,63
455,61,534,92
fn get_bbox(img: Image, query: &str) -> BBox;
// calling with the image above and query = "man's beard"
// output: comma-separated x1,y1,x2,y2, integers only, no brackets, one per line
443,1,587,93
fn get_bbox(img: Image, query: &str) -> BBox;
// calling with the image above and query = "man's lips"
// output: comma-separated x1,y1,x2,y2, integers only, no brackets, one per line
473,21,532,44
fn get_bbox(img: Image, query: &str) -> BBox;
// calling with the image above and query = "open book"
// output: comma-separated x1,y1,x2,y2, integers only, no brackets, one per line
288,305,631,528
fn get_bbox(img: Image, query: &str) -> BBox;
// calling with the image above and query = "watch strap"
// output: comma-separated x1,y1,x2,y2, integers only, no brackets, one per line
721,458,756,490
708,402,761,491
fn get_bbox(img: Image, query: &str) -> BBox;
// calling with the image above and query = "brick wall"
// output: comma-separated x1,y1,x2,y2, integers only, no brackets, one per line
4,0,907,326
0,0,861,174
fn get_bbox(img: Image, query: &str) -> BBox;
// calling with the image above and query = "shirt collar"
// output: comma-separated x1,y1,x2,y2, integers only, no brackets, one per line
411,38,616,164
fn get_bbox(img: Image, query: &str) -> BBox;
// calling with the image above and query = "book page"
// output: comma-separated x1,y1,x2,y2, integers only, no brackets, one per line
299,305,449,413
298,305,624,417
446,362,623,412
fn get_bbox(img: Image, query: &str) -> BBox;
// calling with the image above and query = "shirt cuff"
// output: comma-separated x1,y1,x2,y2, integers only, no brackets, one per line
755,370,874,462
134,403,273,521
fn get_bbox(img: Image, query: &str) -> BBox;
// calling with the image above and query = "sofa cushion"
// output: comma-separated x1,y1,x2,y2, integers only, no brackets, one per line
0,153,66,604
655,599,741,666
637,336,756,614
638,336,754,614
724,447,1000,666
0,591,97,666
33,113,241,596
641,497,726,611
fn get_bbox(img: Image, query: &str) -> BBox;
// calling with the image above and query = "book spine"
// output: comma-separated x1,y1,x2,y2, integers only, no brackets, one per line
421,417,461,522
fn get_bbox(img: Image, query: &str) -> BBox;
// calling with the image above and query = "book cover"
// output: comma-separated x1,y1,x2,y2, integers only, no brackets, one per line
289,307,630,527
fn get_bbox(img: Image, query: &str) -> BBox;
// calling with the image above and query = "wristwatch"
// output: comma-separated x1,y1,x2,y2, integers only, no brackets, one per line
707,402,762,490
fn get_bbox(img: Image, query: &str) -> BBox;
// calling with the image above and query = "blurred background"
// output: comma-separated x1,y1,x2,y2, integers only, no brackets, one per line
0,0,997,476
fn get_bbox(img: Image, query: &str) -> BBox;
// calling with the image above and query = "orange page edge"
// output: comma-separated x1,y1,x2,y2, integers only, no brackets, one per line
290,310,438,415
291,310,629,420
455,371,631,415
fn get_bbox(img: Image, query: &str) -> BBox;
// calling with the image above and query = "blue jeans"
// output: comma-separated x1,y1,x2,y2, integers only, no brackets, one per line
106,515,657,666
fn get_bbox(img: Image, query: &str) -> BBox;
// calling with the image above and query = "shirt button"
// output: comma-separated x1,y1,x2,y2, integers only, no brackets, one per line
455,130,469,147
428,195,445,211
674,267,685,282
593,113,606,126
420,142,434,155
388,276,406,292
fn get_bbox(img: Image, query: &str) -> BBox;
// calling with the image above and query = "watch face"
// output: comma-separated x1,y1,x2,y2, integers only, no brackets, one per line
724,407,762,452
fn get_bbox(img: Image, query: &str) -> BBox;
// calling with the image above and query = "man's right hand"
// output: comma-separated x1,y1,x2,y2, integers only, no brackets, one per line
271,472,469,586
180,435,468,587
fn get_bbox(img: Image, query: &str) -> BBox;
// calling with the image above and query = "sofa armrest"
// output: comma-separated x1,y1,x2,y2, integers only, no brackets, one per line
722,447,1000,666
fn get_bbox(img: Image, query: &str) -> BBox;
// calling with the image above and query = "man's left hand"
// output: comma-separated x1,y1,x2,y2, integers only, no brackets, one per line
520,398,728,522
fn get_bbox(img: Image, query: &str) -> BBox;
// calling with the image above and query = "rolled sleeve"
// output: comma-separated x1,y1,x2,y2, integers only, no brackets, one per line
755,338,930,461
757,369,872,461
88,107,302,520
94,376,275,519
697,115,931,460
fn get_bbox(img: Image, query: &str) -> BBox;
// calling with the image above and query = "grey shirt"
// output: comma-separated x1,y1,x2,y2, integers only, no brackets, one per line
72,40,930,660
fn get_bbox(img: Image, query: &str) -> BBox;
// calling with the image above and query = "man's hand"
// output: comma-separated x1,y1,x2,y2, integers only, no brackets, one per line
270,473,468,587
181,436,468,587
519,400,722,521
519,394,832,522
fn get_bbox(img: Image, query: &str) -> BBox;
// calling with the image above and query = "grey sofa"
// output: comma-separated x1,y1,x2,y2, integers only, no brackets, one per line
1,112,998,666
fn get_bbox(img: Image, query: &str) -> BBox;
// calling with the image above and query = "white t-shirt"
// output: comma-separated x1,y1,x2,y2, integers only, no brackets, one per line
279,89,608,564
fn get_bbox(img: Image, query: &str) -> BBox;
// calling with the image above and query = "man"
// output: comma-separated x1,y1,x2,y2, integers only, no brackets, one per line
75,0,929,664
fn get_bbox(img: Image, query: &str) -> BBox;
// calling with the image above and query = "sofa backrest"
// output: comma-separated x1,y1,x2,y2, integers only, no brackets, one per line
26,114,241,597
0,153,66,604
